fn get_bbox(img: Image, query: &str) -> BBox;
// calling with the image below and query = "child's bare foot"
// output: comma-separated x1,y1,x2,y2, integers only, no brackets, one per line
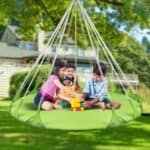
112,101,121,109
41,101,54,111
54,104,63,110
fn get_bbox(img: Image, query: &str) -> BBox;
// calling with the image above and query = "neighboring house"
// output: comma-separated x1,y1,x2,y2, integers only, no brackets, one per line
0,25,95,98
1,25,96,74
1,25,96,64
0,42,38,98
1,25,37,51
0,43,38,64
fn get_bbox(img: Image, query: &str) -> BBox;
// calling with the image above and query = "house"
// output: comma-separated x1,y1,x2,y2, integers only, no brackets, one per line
1,25,96,75
1,25,37,51
1,25,96,64
0,25,95,98
0,25,139,98
0,42,39,98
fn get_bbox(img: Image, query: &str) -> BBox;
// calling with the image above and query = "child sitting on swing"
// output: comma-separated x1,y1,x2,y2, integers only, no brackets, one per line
54,64,82,108
82,63,121,110
34,60,79,110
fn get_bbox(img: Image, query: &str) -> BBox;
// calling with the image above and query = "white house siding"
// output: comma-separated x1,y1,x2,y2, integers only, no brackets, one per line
0,62,30,98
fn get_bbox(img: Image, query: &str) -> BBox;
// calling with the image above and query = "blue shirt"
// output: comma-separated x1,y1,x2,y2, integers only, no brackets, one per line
83,78,108,101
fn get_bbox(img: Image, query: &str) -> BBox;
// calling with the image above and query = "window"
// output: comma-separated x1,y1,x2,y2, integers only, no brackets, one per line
64,45,69,52
26,42,37,51
51,45,56,53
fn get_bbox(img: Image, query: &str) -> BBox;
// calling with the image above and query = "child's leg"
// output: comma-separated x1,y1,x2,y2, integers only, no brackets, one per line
94,102,106,110
83,98,97,109
41,101,54,111
53,98,63,110
83,101,92,109
34,92,42,108
84,98,105,110
53,103,63,110
105,103,111,109
102,98,112,109
54,98,63,104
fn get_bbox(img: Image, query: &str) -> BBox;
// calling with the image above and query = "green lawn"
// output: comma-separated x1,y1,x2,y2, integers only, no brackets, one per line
0,100,150,150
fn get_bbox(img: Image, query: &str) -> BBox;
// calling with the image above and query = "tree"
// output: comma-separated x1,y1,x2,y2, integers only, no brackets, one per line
0,0,150,87
0,0,149,37
142,37,150,52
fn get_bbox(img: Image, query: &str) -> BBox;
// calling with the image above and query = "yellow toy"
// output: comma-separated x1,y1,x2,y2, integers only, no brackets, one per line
71,98,84,111
58,83,84,111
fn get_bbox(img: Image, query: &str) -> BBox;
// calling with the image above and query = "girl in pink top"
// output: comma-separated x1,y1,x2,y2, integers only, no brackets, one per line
34,60,79,111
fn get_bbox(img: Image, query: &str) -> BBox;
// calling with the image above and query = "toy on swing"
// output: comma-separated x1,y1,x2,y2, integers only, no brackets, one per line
70,96,84,111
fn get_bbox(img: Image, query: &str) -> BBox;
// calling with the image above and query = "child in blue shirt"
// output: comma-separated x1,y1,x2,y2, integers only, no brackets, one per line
83,63,121,110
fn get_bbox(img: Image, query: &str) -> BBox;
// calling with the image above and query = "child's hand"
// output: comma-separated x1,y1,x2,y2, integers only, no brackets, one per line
83,101,92,108
80,95,85,102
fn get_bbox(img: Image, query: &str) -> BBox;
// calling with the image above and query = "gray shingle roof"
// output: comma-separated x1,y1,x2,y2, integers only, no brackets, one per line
7,25,22,39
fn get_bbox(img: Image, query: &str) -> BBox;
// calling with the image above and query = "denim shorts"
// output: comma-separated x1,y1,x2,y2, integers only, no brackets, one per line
34,92,53,108
101,97,111,104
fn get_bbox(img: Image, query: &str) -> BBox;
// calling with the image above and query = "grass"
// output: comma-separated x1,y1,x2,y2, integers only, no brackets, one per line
0,100,150,150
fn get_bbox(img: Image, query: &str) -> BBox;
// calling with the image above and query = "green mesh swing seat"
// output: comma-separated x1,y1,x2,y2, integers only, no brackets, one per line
10,0,142,130
10,92,141,130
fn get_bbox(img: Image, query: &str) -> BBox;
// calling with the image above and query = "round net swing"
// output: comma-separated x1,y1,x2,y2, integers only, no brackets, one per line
10,0,142,130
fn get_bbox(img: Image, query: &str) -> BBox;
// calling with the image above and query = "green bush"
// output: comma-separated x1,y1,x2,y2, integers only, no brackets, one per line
108,79,124,94
9,71,28,99
9,65,50,100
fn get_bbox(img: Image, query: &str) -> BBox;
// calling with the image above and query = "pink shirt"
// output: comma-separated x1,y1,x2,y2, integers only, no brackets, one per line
40,75,59,99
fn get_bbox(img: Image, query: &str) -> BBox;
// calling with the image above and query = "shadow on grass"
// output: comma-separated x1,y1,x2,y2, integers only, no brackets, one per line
0,101,150,150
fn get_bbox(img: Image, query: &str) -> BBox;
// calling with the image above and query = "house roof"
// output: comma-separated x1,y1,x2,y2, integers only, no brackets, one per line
0,42,96,63
7,25,22,39
0,43,38,59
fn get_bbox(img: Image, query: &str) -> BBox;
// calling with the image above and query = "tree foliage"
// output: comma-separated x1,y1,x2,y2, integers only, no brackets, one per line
0,0,150,87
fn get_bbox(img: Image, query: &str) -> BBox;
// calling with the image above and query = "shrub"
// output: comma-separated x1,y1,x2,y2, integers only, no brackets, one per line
9,71,28,99
9,65,50,99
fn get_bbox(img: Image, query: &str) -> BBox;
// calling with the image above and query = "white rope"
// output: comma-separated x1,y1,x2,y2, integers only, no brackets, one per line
15,0,75,100
78,1,134,91
76,0,136,106
35,0,76,111
78,1,139,119
47,3,75,76
78,0,104,78
27,0,75,97
78,5,94,77
77,1,114,102
77,0,135,93
77,1,138,120
37,3,75,69
15,0,135,102
74,1,78,86
79,6,128,95
61,3,75,61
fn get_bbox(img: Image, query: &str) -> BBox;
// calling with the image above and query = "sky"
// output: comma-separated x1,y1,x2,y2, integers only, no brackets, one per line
94,7,150,44
119,24,150,43
129,26,150,43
